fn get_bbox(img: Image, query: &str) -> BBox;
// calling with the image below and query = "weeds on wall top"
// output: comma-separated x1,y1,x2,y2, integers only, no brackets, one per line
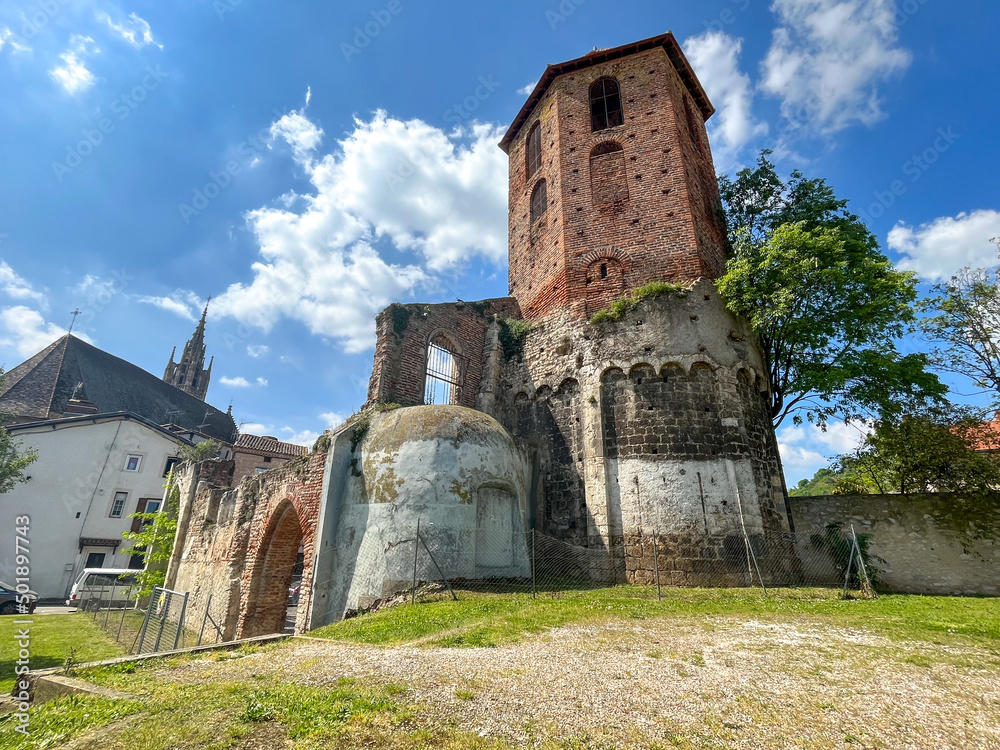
588,281,686,325
390,304,412,337
499,318,533,361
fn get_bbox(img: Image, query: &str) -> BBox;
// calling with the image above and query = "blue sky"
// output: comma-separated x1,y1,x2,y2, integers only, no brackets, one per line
0,0,998,483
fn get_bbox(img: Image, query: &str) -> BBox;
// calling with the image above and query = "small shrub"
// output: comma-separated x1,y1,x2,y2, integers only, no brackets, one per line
810,522,885,592
589,282,686,324
499,318,533,361
240,692,276,723
351,418,370,452
390,304,412,336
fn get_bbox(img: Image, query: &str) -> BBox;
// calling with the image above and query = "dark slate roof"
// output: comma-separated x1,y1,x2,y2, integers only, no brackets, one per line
0,335,237,443
235,433,308,458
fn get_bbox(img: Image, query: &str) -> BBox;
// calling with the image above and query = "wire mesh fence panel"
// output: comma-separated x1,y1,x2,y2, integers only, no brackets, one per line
133,587,192,655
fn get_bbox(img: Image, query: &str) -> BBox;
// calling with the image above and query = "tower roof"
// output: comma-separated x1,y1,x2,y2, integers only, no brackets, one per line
499,31,715,153
1,335,237,443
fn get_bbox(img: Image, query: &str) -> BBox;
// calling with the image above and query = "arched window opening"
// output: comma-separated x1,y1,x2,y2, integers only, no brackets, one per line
600,263,608,279
590,78,623,132
530,180,548,223
585,257,625,317
590,142,629,205
425,340,460,405
526,122,543,180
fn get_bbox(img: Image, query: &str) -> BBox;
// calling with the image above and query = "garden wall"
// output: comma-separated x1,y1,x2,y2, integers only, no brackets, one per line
789,494,1000,596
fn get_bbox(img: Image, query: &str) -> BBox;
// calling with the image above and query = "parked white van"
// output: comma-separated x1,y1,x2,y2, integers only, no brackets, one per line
66,569,139,609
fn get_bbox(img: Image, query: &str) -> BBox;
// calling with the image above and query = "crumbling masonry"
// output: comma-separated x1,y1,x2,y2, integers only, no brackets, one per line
169,32,797,639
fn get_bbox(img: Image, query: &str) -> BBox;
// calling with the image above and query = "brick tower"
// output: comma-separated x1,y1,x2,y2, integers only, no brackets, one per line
500,33,728,321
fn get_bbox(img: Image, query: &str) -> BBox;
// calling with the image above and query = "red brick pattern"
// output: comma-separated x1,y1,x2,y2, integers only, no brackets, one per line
366,298,520,409
506,47,728,322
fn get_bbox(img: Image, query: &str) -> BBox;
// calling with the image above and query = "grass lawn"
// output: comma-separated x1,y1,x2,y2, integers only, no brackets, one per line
4,589,999,749
0,613,125,693
309,586,1000,649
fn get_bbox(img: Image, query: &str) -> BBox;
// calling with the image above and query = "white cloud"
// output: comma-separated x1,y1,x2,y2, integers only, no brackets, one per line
321,411,347,428
281,426,321,448
220,376,252,388
270,110,325,164
134,291,201,320
99,12,162,49
240,422,270,435
214,107,508,353
761,0,912,134
683,31,768,170
778,419,870,481
0,262,46,306
256,377,268,387
0,306,84,358
247,345,269,358
50,35,99,95
890,210,1000,281
0,27,30,54
517,81,538,96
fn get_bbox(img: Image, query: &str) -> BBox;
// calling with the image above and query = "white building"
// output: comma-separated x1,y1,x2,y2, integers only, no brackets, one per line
0,413,192,599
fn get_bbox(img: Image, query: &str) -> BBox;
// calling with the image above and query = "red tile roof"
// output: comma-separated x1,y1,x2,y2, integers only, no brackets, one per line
234,433,308,458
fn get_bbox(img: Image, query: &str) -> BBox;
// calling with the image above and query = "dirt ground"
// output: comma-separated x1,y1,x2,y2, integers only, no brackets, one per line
154,616,1000,749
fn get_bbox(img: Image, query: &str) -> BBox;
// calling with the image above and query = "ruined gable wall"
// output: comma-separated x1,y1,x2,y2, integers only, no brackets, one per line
365,298,520,409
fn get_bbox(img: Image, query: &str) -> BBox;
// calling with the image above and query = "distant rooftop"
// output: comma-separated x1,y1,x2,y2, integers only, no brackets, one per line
235,433,308,458
0,335,237,444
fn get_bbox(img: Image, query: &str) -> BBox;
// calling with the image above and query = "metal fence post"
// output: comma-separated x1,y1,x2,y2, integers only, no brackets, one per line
531,528,537,600
116,584,133,644
173,592,189,650
419,532,458,601
152,590,170,653
198,594,213,647
410,518,421,605
650,530,662,602
134,589,155,655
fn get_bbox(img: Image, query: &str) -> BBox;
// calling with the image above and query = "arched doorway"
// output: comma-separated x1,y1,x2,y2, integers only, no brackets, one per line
241,501,303,638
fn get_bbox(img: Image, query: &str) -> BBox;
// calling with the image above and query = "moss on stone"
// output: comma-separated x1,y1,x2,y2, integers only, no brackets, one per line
390,304,412,337
589,281,687,324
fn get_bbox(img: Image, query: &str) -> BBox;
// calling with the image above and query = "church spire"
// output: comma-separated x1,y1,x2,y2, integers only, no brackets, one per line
163,298,213,401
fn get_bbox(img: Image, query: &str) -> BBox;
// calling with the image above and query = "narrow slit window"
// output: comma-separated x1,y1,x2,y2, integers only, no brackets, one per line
590,78,624,132
425,343,460,405
526,123,542,179
530,180,548,223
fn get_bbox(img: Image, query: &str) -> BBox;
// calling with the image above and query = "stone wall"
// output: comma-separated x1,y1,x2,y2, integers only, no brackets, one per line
485,280,793,585
168,451,327,640
365,298,519,409
790,494,1000,596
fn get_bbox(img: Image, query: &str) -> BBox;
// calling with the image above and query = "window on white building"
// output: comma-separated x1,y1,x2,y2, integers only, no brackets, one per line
110,491,129,518
124,454,142,472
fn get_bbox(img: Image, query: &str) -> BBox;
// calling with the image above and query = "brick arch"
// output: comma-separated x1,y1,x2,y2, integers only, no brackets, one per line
239,499,303,638
424,330,465,405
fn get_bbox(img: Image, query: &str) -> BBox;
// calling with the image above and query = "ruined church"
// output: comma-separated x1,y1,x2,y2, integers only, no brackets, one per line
167,32,794,639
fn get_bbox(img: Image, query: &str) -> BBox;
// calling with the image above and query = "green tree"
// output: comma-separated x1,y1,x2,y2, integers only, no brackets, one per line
180,439,222,462
920,261,1000,407
718,152,945,428
833,410,1000,496
122,473,181,598
0,369,38,493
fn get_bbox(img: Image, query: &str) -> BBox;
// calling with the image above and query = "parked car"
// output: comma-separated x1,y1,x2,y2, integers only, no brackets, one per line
0,580,38,615
66,569,139,610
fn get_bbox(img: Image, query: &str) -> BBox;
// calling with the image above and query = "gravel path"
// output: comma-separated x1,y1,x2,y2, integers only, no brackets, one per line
161,618,1000,749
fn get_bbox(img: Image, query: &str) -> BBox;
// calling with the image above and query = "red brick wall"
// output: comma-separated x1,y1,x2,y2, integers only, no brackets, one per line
506,47,728,322
366,298,520,409
235,451,326,638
